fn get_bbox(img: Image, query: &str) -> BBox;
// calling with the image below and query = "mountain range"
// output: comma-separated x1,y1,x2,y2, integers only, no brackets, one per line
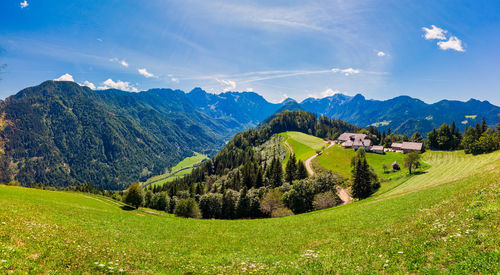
0,80,498,189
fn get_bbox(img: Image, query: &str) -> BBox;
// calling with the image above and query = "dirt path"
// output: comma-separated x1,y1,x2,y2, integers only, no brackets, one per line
304,140,335,176
304,141,353,205
336,186,353,205
284,140,293,155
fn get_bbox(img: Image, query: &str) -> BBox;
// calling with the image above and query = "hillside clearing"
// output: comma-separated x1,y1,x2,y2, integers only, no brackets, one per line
1,150,498,273
279,131,328,162
142,152,208,188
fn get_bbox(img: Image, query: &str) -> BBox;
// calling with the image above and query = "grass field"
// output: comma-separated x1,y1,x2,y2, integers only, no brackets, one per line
313,145,416,181
142,152,208,188
279,131,327,162
1,150,498,273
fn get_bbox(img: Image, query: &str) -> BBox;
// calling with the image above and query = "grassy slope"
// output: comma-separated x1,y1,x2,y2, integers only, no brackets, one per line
313,145,411,181
142,152,208,187
279,131,327,162
1,151,499,273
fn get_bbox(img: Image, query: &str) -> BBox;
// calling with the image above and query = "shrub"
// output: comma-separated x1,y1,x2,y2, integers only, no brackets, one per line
311,171,343,194
260,189,285,215
174,198,201,218
283,179,315,214
271,207,293,218
151,192,170,212
313,191,341,210
124,183,143,209
199,193,223,219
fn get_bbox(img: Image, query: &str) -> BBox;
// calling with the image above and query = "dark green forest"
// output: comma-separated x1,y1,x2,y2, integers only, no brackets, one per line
0,81,243,189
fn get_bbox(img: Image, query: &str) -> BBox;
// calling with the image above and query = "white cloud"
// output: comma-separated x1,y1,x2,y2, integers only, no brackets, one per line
98,79,138,92
80,80,96,90
307,88,343,99
216,78,236,92
422,25,447,40
97,38,103,42
20,0,28,8
109,57,129,68
138,68,155,78
171,77,179,83
332,68,360,76
53,73,74,82
437,36,465,52
377,51,386,57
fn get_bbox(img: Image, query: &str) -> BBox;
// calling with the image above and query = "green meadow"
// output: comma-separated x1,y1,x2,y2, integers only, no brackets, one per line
279,131,327,162
1,149,498,273
142,152,208,188
313,145,413,181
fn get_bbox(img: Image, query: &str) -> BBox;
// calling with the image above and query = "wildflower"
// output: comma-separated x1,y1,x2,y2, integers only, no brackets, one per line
398,251,403,254
99,263,105,267
1,260,6,263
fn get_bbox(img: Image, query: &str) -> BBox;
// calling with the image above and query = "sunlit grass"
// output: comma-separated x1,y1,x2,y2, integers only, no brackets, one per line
0,150,498,273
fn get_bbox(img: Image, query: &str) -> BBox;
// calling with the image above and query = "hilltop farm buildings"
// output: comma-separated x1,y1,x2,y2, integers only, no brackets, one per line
337,133,422,154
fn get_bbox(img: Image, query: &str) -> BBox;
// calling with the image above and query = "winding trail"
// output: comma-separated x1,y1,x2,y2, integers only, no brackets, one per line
300,140,354,205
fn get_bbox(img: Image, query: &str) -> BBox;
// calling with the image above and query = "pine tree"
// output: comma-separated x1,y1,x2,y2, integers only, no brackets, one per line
271,158,283,187
351,158,372,199
285,154,297,183
481,118,488,133
236,186,250,218
295,161,308,180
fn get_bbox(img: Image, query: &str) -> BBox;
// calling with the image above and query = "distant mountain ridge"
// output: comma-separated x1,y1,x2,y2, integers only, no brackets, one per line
300,93,499,135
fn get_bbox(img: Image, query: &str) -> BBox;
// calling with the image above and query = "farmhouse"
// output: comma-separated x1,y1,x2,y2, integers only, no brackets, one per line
338,133,372,151
401,142,423,153
370,145,385,154
391,143,403,151
391,142,423,153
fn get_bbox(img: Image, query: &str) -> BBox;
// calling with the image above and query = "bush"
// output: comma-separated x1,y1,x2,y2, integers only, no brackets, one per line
199,193,223,219
124,183,143,209
311,171,343,193
151,192,170,212
174,198,201,218
271,207,293,218
283,179,315,214
313,191,341,210
260,189,285,215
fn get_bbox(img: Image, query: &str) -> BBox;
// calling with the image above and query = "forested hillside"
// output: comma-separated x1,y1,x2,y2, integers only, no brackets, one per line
147,110,360,218
0,81,252,189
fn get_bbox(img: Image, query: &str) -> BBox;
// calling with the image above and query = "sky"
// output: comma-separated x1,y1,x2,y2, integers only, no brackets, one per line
1,0,499,105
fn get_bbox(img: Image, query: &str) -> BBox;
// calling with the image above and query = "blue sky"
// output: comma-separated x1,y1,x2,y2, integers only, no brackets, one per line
1,0,499,105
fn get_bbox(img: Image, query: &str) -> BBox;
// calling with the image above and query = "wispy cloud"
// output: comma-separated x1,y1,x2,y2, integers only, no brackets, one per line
216,78,236,92
109,57,129,67
20,0,28,8
98,79,138,92
53,73,74,82
138,68,155,78
377,51,386,57
182,67,381,91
